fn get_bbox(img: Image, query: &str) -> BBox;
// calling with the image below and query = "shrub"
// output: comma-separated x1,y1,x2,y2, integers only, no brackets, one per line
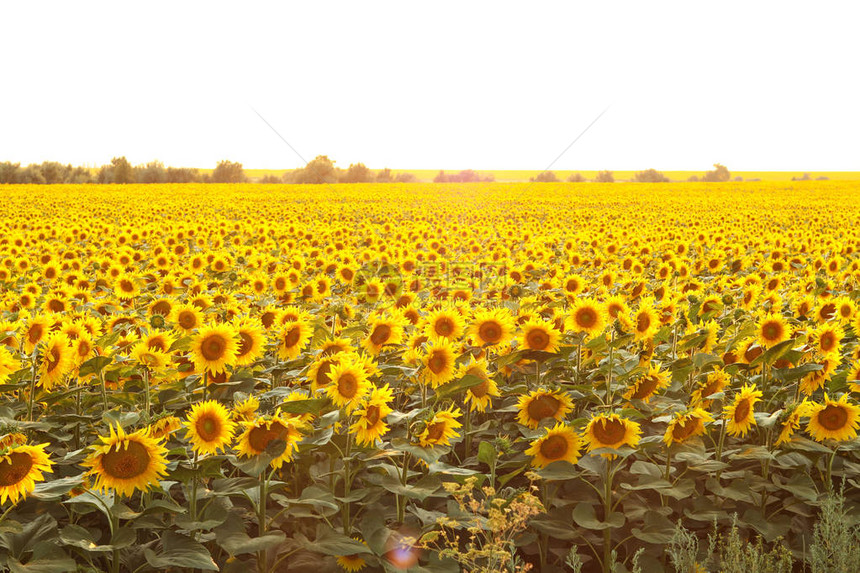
531,171,558,182
702,163,730,182
567,173,586,182
212,160,246,183
594,170,615,183
633,168,669,183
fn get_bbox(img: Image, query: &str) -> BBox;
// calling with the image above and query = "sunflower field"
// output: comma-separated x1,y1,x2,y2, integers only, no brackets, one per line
1,181,860,573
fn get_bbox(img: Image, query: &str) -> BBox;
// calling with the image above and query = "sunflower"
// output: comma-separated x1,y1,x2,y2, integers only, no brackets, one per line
144,330,177,354
148,297,174,317
631,298,660,342
232,318,266,366
172,303,205,334
148,415,183,440
424,308,465,341
417,405,462,448
336,540,370,572
691,369,730,406
38,333,73,390
190,324,238,376
604,295,631,328
832,295,856,323
799,354,839,396
815,300,838,323
326,358,371,412
565,298,606,338
231,395,259,422
723,384,763,438
130,342,170,372
350,384,394,446
0,443,53,505
114,274,141,300
83,425,169,497
583,413,642,455
361,316,404,355
235,413,303,470
0,347,21,384
457,357,499,413
809,323,843,356
807,393,860,442
277,319,313,361
755,313,791,349
663,408,713,446
623,363,670,403
525,423,582,468
516,389,574,429
560,274,585,298
468,308,515,347
184,400,236,455
518,320,561,353
23,316,50,353
421,338,458,388
775,400,814,446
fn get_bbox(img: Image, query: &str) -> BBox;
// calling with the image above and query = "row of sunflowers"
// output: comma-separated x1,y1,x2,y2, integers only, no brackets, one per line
1,182,859,572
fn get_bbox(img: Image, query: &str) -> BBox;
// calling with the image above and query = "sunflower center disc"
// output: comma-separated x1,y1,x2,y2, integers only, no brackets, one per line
734,399,751,423
527,330,548,350
593,419,626,445
637,314,650,333
0,452,33,486
248,422,288,453
338,374,358,398
370,324,391,346
179,312,196,330
365,405,380,425
201,335,226,361
819,405,848,431
672,418,700,442
428,352,447,374
426,422,446,442
435,318,454,337
468,370,490,398
102,441,151,479
577,309,595,327
478,321,501,343
527,395,560,421
632,376,659,400
238,332,253,356
540,435,568,460
197,416,221,441
284,327,301,348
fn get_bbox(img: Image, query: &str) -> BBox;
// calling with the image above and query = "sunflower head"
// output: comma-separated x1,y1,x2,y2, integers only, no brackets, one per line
807,393,860,442
184,400,236,455
417,405,462,448
236,414,303,470
565,298,606,338
516,389,574,429
584,413,642,456
723,384,763,438
191,324,239,376
83,425,168,497
525,423,582,468
0,442,53,505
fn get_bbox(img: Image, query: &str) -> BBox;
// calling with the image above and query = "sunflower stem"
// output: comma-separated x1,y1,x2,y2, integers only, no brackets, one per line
143,368,151,424
190,451,199,522
98,365,108,412
606,328,615,407
464,406,472,458
665,447,672,482
74,377,81,450
257,471,269,573
342,432,352,535
603,457,614,573
397,451,411,524
826,446,839,493
27,351,38,422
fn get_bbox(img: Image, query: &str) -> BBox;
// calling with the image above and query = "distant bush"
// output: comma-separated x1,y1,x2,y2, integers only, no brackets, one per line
633,168,669,183
567,173,586,182
531,171,559,182
816,176,829,180
166,167,202,183
284,155,337,184
688,175,700,182
734,176,744,181
212,160,246,183
340,163,374,184
702,163,730,182
594,170,615,183
395,172,417,183
135,161,167,184
259,174,281,184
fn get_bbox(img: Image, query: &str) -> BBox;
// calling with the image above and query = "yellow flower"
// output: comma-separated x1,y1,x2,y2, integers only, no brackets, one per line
623,363,670,403
583,413,642,454
361,316,404,355
349,384,394,446
0,443,53,505
807,393,860,442
231,395,260,422
326,358,371,413
417,405,462,448
171,303,205,334
277,319,313,361
723,384,763,438
525,423,582,468
0,347,21,383
184,400,236,455
775,400,814,446
421,337,458,388
457,357,500,413
190,324,239,376
423,308,465,341
691,369,730,406
663,408,713,446
468,307,515,347
83,425,168,497
235,414,303,470
38,333,74,390
232,317,266,366
516,389,574,429
565,298,606,338
756,312,791,349
517,320,561,353
631,297,660,342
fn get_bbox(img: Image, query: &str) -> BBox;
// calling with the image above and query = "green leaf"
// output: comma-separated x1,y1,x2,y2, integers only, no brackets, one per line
144,531,218,570
77,356,112,378
214,514,286,557
435,374,484,398
7,542,76,573
278,398,328,415
305,525,371,556
477,441,497,467
571,503,625,530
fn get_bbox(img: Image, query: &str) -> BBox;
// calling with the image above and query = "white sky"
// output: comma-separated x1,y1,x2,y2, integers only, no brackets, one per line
2,1,858,172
